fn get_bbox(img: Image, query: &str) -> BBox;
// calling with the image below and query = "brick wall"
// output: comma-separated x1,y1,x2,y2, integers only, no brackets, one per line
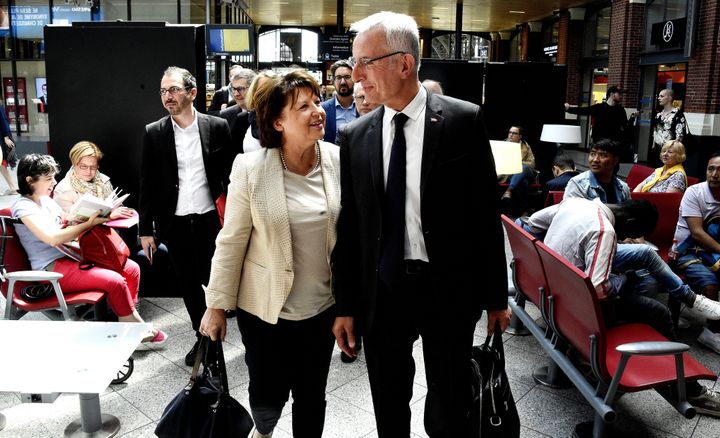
557,13,569,65
685,0,720,113
608,0,645,107
565,19,584,104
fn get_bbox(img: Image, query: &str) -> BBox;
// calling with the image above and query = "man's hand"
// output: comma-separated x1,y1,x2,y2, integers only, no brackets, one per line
487,309,512,336
3,136,14,148
140,235,157,263
332,316,357,358
200,308,227,342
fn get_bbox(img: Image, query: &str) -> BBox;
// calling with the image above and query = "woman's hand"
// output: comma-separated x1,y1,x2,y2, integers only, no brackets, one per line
86,210,110,228
109,206,134,220
3,136,14,149
200,308,228,342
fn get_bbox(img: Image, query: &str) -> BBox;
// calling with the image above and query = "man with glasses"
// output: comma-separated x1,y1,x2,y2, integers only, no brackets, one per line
219,69,256,150
353,82,379,117
208,64,243,113
331,12,510,436
139,66,232,368
322,60,357,143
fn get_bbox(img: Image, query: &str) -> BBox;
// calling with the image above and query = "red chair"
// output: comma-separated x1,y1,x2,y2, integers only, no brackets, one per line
629,191,683,263
687,175,700,186
0,212,105,321
625,164,655,191
501,215,571,387
535,240,716,436
501,215,547,316
543,190,564,207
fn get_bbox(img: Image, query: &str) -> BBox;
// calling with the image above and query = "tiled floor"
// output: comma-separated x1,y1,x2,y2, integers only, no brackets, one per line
1,161,720,437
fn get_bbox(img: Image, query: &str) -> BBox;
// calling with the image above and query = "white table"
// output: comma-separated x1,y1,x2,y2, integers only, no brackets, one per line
0,320,151,437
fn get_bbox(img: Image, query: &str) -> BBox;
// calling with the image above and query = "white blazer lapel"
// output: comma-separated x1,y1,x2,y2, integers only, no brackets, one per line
263,148,294,270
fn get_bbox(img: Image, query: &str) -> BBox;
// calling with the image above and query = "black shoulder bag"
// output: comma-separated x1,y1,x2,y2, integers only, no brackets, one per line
155,337,253,438
470,320,521,437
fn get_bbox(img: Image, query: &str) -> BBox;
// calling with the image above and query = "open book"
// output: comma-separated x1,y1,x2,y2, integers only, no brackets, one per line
68,191,130,223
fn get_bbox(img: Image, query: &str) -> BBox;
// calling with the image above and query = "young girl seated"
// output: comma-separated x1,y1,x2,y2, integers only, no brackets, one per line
11,154,166,344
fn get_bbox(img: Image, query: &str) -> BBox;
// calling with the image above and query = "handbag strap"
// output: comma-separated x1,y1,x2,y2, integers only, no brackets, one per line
190,336,231,394
483,320,506,364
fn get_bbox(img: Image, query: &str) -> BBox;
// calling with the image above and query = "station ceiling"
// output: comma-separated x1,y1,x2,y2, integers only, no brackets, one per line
244,0,589,33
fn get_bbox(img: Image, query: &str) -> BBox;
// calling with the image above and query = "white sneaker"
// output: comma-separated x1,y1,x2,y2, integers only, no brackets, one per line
697,328,720,355
690,295,720,320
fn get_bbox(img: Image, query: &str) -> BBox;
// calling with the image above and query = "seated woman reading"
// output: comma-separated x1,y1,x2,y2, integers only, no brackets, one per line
53,141,134,220
634,140,688,193
11,154,166,344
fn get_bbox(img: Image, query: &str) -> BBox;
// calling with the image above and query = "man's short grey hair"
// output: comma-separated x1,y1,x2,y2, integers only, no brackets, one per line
230,68,257,84
353,82,364,96
662,88,675,99
350,11,420,74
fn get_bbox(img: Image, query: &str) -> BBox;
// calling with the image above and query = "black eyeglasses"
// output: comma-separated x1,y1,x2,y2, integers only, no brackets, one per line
349,51,406,69
231,85,248,93
159,86,191,96
334,75,352,82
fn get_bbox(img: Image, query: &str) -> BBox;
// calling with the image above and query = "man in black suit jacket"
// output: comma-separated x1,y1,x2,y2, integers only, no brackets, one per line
139,66,232,365
332,12,511,437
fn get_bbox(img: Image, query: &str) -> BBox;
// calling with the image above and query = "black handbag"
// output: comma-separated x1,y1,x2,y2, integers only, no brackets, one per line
155,337,254,438
470,320,521,437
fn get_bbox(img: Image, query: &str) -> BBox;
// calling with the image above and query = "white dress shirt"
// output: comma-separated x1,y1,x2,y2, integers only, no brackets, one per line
171,110,215,216
382,85,428,262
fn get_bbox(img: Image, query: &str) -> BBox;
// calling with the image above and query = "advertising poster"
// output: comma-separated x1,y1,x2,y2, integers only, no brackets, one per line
3,77,29,132
36,77,47,113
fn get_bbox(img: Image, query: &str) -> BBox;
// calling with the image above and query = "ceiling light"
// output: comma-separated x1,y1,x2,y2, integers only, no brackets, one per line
355,3,370,6
509,10,526,14
432,7,449,10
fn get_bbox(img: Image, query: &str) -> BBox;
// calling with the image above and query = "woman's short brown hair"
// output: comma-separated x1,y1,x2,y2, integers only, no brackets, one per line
661,140,686,164
69,141,103,166
253,70,321,149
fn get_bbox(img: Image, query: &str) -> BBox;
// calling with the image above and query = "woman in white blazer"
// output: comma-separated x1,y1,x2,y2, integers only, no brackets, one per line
200,70,340,438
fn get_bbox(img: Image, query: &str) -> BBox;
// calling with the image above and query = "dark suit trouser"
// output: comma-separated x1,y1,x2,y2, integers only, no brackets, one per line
364,268,478,438
163,210,220,333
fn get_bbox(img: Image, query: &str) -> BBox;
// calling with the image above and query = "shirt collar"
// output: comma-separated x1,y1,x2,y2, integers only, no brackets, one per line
334,97,356,111
170,107,198,131
383,85,427,123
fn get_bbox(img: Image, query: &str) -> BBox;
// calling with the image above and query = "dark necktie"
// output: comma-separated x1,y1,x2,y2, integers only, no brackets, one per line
379,112,409,291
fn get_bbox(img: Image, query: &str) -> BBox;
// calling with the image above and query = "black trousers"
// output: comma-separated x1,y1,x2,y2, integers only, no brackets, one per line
237,306,335,437
163,210,221,332
365,265,478,438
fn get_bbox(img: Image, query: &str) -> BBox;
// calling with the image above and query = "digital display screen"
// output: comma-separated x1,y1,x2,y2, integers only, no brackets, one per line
207,25,254,56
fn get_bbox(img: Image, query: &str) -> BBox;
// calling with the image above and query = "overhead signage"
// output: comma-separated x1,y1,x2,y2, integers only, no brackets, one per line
543,45,558,56
320,34,352,61
650,17,686,49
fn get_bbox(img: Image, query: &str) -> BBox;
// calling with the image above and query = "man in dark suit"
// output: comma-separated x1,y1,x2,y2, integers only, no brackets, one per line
332,12,511,437
322,60,357,144
219,70,255,155
546,154,579,192
139,66,232,365
207,64,244,113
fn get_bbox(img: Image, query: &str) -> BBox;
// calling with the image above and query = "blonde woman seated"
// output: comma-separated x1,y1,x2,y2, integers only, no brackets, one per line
12,154,166,344
53,141,134,219
634,140,688,193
